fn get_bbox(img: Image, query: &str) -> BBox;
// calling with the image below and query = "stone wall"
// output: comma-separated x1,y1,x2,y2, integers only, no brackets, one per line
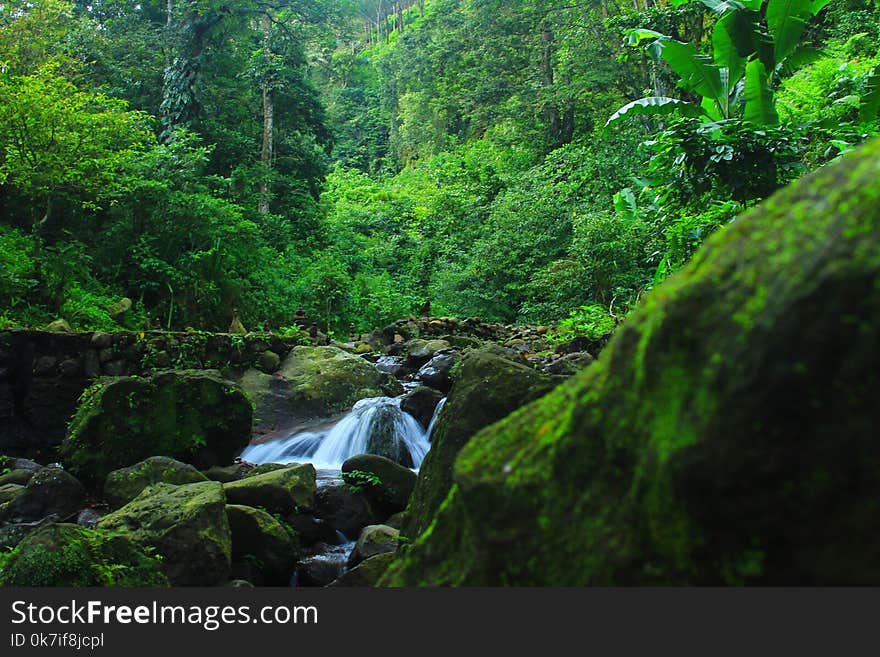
0,330,310,461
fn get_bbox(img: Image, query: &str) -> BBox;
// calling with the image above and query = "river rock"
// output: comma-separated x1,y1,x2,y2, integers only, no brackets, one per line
98,481,231,586
104,456,209,509
0,466,85,524
417,352,461,392
226,504,299,586
296,554,346,587
381,140,880,586
404,339,451,368
348,524,399,568
329,552,395,587
402,350,560,540
543,351,595,376
400,386,443,430
313,482,382,540
222,463,316,515
341,454,417,514
0,523,169,587
60,370,252,485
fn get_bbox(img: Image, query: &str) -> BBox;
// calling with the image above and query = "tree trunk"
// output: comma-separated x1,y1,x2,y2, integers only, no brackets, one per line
259,13,274,216
541,23,563,147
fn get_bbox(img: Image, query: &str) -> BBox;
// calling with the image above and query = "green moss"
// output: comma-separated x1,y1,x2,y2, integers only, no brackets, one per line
0,524,168,587
385,139,880,586
61,371,252,486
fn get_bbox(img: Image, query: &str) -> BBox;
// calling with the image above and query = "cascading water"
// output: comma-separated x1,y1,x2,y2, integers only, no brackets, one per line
241,396,444,471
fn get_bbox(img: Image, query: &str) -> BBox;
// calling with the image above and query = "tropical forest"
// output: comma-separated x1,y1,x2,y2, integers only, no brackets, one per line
0,0,878,587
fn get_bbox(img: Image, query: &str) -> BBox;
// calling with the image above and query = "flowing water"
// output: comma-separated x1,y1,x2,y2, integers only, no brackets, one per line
240,395,445,471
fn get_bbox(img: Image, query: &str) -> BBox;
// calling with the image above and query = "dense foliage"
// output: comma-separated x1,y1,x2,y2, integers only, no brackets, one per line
1,0,878,335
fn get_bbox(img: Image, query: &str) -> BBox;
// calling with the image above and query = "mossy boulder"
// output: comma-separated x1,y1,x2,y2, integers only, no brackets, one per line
382,139,880,586
0,523,169,587
348,524,399,568
402,350,560,540
239,346,397,436
226,505,299,586
61,370,252,486
222,463,316,515
341,454,417,514
0,466,85,524
98,481,231,586
104,457,209,509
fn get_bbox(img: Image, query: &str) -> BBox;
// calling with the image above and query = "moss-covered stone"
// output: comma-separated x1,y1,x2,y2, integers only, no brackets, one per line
226,504,299,586
98,481,231,586
382,139,880,586
0,483,24,505
104,457,209,509
222,463,316,515
0,523,168,587
61,370,252,486
0,466,85,524
240,346,396,436
341,454,417,514
402,350,560,540
348,524,399,568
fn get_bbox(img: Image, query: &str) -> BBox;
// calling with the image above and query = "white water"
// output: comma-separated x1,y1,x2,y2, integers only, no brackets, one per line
241,396,445,471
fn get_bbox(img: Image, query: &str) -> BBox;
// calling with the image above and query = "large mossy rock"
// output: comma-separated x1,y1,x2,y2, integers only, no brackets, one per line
222,463,316,515
382,139,880,586
402,351,560,539
98,481,231,586
0,523,168,587
226,505,299,585
61,370,252,486
239,346,397,436
104,457,209,509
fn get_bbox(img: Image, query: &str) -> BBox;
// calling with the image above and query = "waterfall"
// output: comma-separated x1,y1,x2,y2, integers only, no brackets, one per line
426,396,446,440
241,396,437,471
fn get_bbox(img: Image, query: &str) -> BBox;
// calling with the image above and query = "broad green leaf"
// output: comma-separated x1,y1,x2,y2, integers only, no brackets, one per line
605,97,704,127
626,28,667,47
713,14,747,88
698,0,754,14
744,60,779,125
810,0,833,13
767,0,814,65
652,39,724,104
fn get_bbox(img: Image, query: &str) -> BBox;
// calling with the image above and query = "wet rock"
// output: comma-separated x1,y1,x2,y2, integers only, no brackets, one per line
341,454,417,514
313,482,382,540
400,386,443,430
329,552,395,587
416,352,460,392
